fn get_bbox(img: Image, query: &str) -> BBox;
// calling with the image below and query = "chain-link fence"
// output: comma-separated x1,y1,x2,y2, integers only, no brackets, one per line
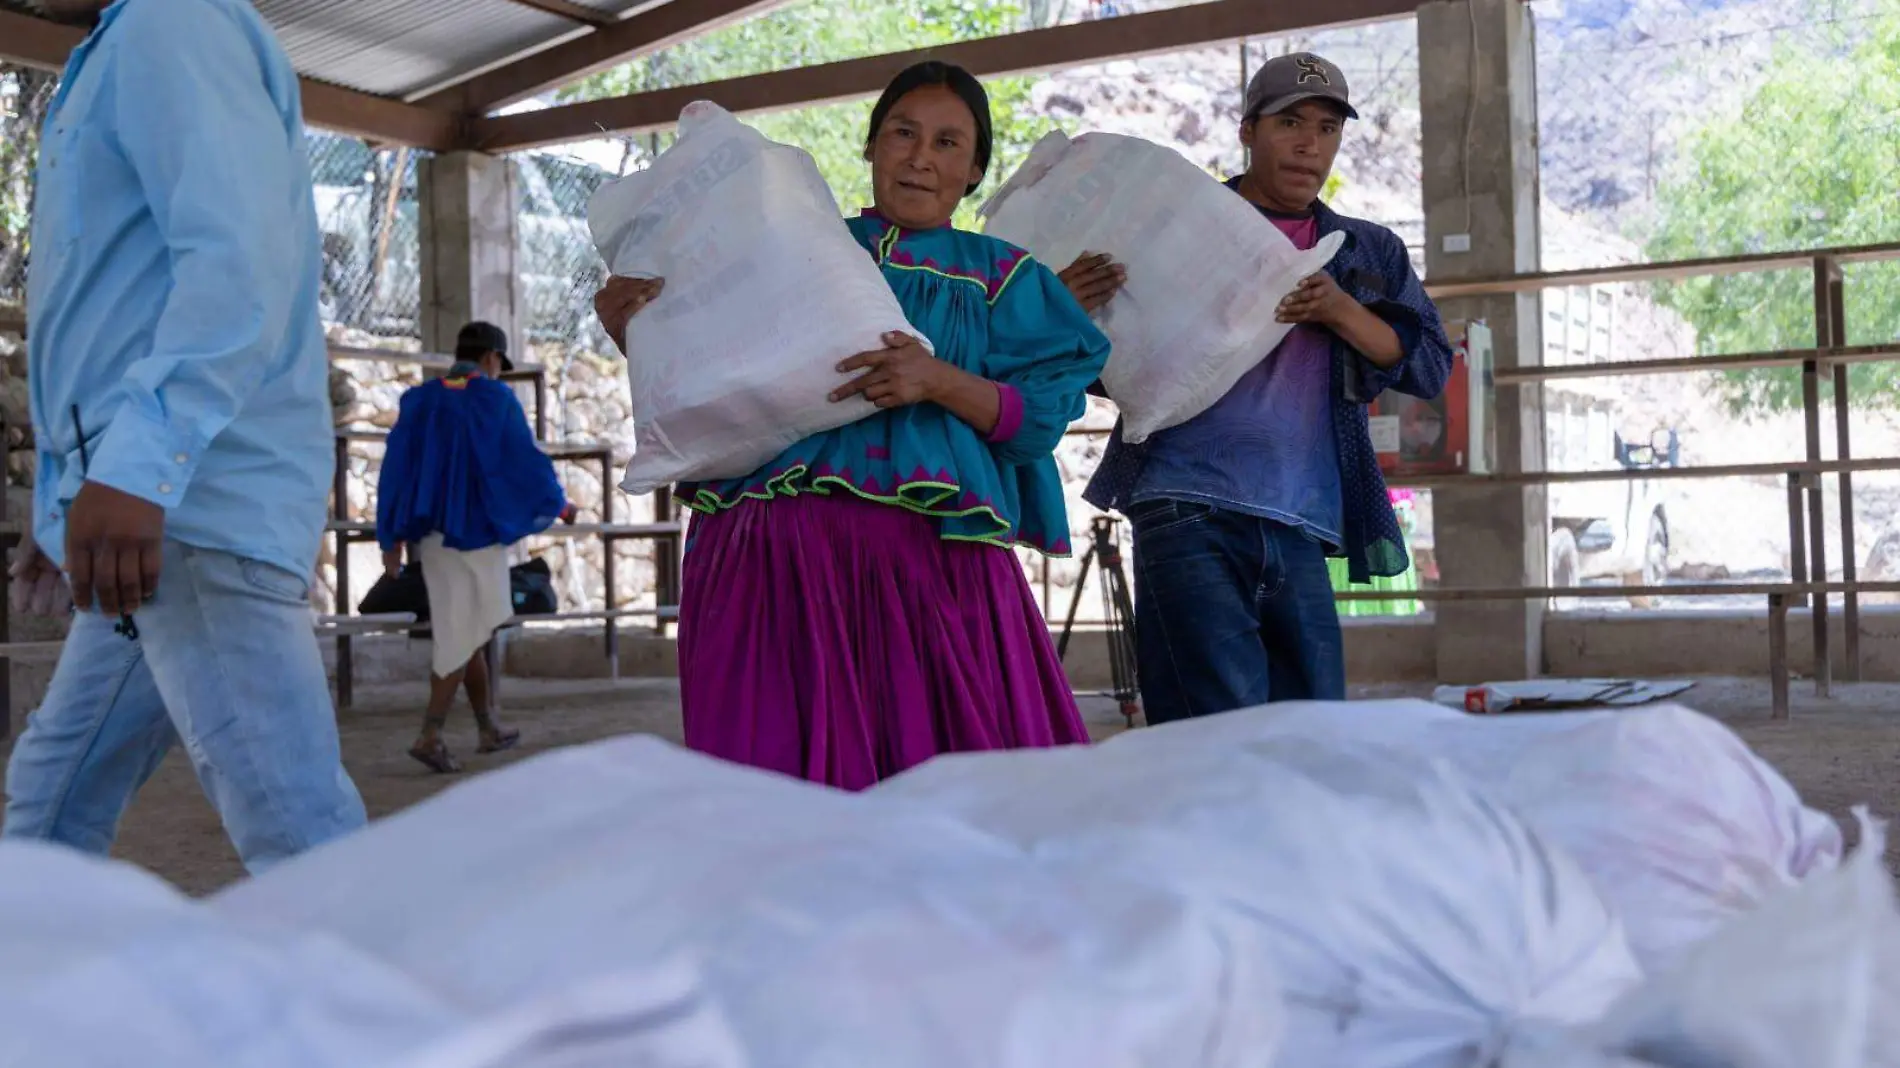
309,133,426,345
2,65,427,341
1,64,57,310
516,146,643,354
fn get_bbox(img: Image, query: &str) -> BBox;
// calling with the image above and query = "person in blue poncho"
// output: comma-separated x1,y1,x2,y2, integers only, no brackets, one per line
376,322,577,774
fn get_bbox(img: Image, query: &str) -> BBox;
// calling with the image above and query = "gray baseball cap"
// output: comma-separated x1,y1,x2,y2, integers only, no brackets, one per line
1244,52,1358,121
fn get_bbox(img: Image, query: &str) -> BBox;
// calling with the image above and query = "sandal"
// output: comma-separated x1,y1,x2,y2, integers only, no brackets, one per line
408,738,462,774
477,727,522,754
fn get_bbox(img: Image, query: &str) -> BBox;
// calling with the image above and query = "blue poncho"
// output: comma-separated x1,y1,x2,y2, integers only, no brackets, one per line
376,371,569,552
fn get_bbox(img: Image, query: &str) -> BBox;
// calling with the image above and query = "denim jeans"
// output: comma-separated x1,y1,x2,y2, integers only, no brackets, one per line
3,541,366,873
1128,499,1346,726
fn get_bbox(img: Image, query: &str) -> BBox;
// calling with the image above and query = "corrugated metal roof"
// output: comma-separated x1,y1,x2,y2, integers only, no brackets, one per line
258,0,666,100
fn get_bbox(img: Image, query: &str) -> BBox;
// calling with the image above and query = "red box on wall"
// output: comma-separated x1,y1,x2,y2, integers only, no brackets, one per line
1369,320,1494,477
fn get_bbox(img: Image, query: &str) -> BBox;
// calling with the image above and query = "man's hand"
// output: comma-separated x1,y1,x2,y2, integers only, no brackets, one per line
1058,252,1127,313
383,546,404,579
830,332,947,409
64,481,164,616
592,276,665,356
1276,271,1356,327
9,526,72,619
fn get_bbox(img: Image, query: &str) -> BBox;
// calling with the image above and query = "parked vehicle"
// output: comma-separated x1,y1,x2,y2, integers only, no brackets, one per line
1403,389,1674,610
1547,384,1674,607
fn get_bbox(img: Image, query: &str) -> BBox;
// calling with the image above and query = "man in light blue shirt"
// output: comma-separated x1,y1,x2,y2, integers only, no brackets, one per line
4,0,366,872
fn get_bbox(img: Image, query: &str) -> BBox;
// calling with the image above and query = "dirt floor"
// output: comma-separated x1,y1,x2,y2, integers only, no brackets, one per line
0,675,1893,896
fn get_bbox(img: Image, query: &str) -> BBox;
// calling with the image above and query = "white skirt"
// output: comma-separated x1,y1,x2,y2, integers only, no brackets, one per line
416,534,512,677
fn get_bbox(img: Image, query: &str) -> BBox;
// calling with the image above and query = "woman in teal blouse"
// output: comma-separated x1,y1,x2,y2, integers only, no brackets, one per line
595,62,1110,790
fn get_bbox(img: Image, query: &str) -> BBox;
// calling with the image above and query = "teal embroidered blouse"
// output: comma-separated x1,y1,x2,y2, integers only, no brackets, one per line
678,211,1110,556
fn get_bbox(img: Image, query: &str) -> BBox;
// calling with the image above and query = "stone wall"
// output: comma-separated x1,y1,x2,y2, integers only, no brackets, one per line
322,326,664,619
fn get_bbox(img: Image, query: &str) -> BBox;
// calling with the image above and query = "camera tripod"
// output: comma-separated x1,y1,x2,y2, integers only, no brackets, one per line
1055,514,1142,727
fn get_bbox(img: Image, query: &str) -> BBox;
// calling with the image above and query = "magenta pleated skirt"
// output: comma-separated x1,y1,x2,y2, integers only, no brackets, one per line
677,493,1089,791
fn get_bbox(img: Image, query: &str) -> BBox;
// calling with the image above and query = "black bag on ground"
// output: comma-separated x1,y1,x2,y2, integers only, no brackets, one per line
510,557,558,616
358,561,431,623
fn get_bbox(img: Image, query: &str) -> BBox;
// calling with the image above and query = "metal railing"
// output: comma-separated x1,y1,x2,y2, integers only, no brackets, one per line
1050,241,1900,717
324,346,682,708
0,325,685,719
1381,242,1900,716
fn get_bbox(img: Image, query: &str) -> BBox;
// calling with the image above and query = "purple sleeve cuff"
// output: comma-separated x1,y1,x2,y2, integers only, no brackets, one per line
986,382,1025,444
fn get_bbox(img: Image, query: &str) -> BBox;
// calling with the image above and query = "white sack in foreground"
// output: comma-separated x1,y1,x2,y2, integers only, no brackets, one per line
877,737,1643,1068
588,101,921,494
1116,699,1845,973
0,841,741,1068
213,737,1284,1068
1500,812,1900,1068
980,130,1344,443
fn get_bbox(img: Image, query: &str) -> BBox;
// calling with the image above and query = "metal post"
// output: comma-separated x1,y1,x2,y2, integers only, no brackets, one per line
1768,592,1790,720
532,371,548,442
1822,259,1859,680
602,463,619,676
332,433,354,710
1786,472,1808,591
1802,258,1831,695
653,485,678,637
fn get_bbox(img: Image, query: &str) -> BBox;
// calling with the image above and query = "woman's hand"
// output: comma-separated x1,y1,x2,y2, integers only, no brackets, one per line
592,276,665,356
831,332,947,409
1058,252,1126,313
382,546,404,579
9,525,72,618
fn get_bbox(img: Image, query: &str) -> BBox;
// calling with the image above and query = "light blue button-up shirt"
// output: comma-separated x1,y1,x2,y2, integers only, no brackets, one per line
28,0,332,580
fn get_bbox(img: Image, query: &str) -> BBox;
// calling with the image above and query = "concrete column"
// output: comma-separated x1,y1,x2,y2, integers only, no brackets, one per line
418,151,521,354
1417,0,1548,682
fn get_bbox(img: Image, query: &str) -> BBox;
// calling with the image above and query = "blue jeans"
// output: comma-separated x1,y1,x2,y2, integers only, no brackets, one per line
3,541,366,873
1128,500,1346,725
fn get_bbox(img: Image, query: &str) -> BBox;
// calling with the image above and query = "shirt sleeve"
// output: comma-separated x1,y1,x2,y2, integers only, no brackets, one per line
83,3,307,509
1346,231,1454,404
985,384,1026,444
980,256,1113,467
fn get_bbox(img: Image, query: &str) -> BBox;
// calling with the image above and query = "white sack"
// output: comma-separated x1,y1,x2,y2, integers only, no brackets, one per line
1117,699,1845,971
587,101,921,494
876,737,1643,1068
0,841,742,1068
1500,812,1900,1068
214,737,1285,1068
980,130,1344,443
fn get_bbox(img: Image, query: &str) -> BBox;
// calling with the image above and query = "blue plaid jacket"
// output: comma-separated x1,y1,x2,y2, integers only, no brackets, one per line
1083,196,1453,582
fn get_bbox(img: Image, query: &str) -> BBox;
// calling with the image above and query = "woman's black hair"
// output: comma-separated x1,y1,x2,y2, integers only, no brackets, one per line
864,61,994,197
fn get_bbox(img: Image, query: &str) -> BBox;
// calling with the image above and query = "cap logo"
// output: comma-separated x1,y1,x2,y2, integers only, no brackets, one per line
1295,57,1331,85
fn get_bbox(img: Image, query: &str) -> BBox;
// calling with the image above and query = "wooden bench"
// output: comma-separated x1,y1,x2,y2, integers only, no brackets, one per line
322,518,685,707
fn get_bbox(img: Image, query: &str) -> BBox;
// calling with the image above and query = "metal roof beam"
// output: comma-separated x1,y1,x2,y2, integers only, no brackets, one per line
469,0,1421,152
496,0,618,28
0,8,463,150
415,0,799,115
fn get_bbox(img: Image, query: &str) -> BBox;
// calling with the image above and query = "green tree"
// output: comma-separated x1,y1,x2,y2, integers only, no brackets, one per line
1647,4,1900,413
561,0,1075,229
